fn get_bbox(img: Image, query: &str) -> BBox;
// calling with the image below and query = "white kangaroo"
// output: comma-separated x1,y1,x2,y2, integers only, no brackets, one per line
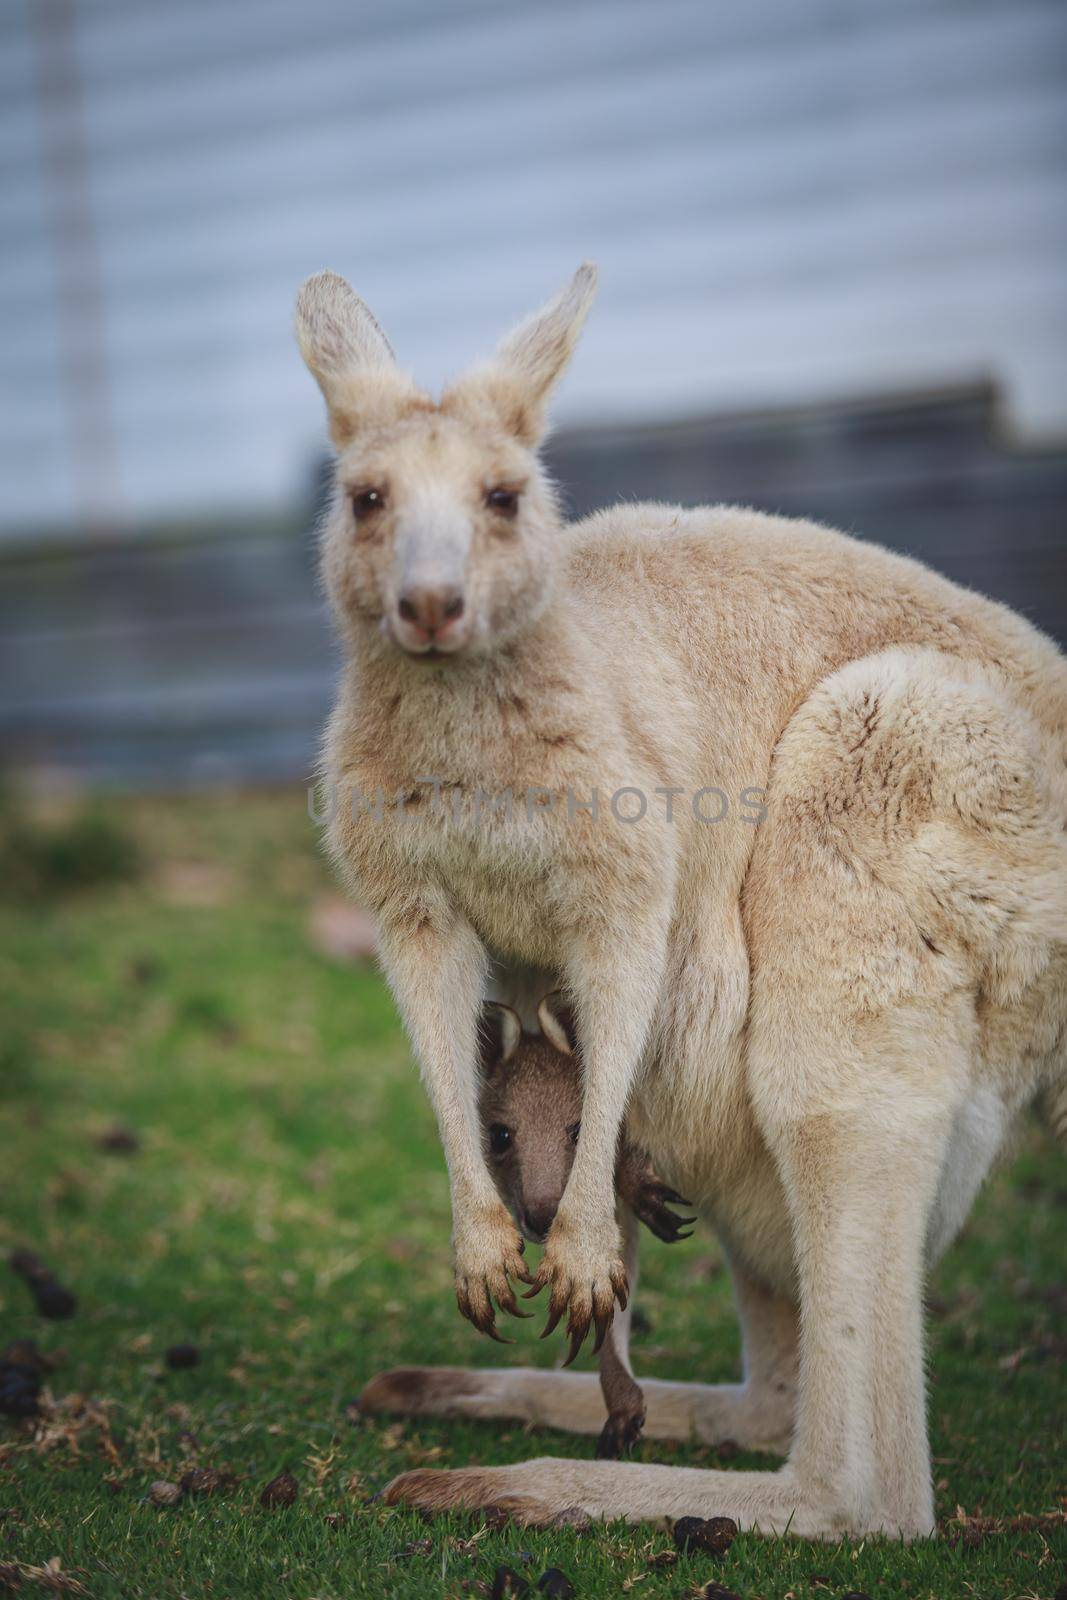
295,264,1067,1538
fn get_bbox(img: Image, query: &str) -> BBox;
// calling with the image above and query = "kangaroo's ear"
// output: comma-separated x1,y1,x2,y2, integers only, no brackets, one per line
295,271,425,448
536,991,578,1056
479,1002,522,1076
444,263,598,448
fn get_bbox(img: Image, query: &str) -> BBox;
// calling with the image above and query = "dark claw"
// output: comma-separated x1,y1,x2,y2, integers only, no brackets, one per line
635,1187,698,1245
595,1407,646,1459
465,1289,514,1343
510,1247,534,1286
521,1279,545,1300
562,1320,589,1368
470,1299,512,1343
540,1295,566,1340
495,1283,533,1319
592,1301,613,1355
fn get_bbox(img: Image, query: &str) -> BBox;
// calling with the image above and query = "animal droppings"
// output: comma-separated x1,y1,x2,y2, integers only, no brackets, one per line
0,1341,51,1418
148,1481,182,1508
8,1250,76,1321
536,1569,575,1598
259,1472,298,1508
0,1364,40,1419
164,1344,200,1370
490,1567,530,1598
672,1515,739,1556
179,1467,231,1497
96,1124,140,1154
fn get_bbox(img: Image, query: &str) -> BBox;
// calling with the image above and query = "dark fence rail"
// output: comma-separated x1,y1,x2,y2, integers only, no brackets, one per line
2,386,1064,790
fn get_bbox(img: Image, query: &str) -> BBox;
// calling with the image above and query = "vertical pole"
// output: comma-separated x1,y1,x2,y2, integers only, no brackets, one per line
32,0,122,536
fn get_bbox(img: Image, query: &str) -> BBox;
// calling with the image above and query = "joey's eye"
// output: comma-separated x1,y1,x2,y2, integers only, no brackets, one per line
352,486,386,519
485,486,520,519
488,1123,512,1156
567,1122,581,1146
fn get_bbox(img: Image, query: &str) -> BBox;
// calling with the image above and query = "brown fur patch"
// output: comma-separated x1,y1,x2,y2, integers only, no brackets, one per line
359,1366,483,1416
383,1467,556,1526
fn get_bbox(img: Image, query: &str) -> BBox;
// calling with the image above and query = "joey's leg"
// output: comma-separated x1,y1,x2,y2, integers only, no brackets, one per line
528,910,672,1359
375,896,529,1336
596,1209,645,1458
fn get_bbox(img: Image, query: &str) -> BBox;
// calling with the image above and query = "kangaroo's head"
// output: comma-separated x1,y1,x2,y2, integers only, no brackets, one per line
294,265,598,660
478,993,582,1244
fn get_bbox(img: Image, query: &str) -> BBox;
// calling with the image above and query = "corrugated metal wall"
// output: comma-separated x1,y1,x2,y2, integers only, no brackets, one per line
2,0,1065,534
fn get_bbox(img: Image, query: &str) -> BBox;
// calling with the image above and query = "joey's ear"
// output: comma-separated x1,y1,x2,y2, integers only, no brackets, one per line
443,263,598,448
537,991,578,1056
295,270,425,448
479,1002,522,1076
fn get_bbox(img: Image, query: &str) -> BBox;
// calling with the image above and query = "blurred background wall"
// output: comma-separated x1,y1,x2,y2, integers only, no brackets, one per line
1,0,1065,788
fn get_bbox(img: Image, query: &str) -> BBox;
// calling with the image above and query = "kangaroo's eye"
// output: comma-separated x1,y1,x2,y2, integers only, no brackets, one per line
485,486,520,518
567,1122,581,1146
352,486,386,519
488,1123,512,1156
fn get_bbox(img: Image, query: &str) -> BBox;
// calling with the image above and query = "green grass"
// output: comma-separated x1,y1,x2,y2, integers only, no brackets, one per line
0,791,1064,1600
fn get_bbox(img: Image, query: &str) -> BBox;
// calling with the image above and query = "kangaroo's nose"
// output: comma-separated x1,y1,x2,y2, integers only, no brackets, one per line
521,1202,559,1244
396,585,465,638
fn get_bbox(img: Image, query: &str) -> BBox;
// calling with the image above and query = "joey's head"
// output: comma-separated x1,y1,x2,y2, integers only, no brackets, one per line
294,265,598,660
478,993,582,1244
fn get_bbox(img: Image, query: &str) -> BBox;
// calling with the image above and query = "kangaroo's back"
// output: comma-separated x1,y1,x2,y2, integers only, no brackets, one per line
567,500,1067,780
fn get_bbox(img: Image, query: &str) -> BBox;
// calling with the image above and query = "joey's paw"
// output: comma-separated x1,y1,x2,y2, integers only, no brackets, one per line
595,1404,646,1459
454,1203,533,1341
631,1179,696,1244
523,1219,628,1365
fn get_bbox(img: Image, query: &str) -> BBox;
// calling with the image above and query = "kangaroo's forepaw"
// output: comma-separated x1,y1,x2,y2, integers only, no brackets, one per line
523,1217,628,1364
454,1202,533,1341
